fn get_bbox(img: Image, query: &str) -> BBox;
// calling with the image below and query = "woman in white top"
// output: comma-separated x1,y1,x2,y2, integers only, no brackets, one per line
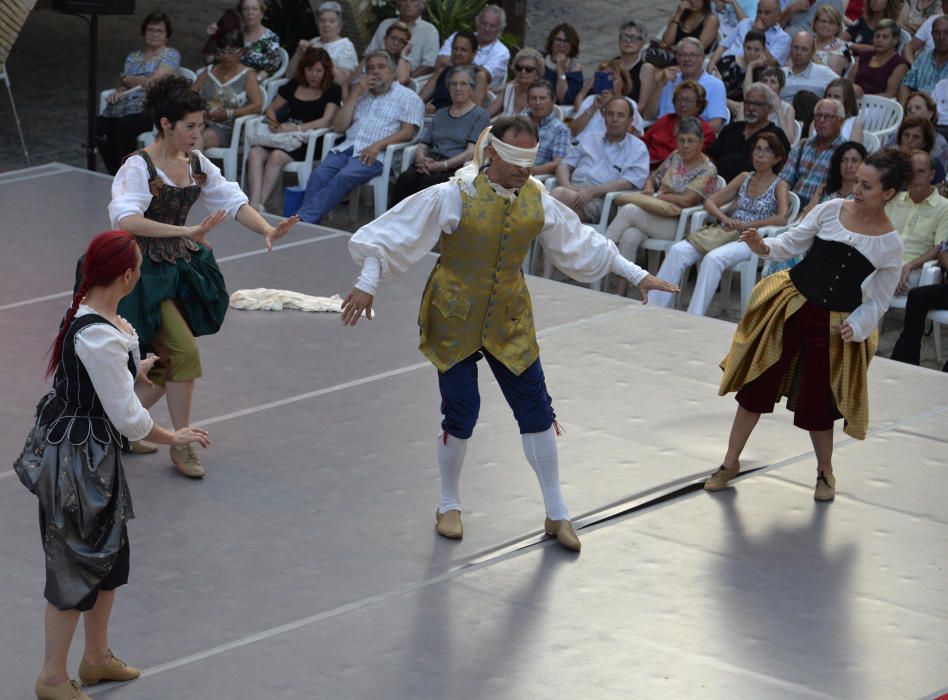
705,148,911,501
16,231,209,700
109,76,297,478
486,47,545,117
290,0,357,84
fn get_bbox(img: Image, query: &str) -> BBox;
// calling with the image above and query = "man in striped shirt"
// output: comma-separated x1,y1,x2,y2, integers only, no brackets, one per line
779,98,844,207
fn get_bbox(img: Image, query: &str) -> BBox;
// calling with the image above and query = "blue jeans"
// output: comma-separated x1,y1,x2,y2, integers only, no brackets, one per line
295,147,383,224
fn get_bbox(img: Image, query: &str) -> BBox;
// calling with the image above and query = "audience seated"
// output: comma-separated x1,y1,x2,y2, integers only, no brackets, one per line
612,20,649,103
807,79,864,142
436,5,510,90
893,92,948,163
899,16,948,104
487,48,545,117
246,47,341,212
798,140,866,218
904,0,948,62
712,0,755,42
841,0,901,56
742,66,798,136
895,115,947,181
932,78,948,139
848,18,908,97
650,131,790,314
605,116,721,295
290,1,358,85
709,82,791,182
645,37,729,131
708,0,790,71
525,80,571,176
890,239,948,370
782,31,839,101
204,0,281,79
712,29,770,107
294,52,423,224
899,0,944,34
642,80,716,165
97,12,180,175
391,65,490,204
781,0,844,37
193,30,264,149
659,0,720,54
811,5,852,75
418,30,490,113
542,23,585,106
779,97,846,206
571,60,644,137
365,0,440,78
348,22,413,98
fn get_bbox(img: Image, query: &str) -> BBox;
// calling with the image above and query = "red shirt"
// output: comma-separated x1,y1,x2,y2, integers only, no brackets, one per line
642,114,716,165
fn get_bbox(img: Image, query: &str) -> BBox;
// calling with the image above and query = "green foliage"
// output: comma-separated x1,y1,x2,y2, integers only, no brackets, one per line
424,0,488,40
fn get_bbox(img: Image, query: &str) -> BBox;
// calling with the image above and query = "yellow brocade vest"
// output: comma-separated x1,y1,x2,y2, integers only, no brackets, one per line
418,174,545,375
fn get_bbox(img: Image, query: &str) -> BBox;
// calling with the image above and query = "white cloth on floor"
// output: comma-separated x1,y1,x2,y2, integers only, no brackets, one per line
229,289,348,313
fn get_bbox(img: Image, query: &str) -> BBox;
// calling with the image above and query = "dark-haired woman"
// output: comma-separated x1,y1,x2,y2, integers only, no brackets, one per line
16,231,209,700
109,76,298,479
205,0,281,79
542,23,584,105
705,148,911,501
661,0,720,54
246,46,341,211
96,12,180,175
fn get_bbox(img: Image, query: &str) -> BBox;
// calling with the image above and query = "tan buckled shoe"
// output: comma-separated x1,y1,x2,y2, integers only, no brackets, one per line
435,509,463,539
127,440,158,454
704,463,740,491
35,678,91,700
545,518,581,552
814,472,836,502
78,650,140,686
170,444,205,479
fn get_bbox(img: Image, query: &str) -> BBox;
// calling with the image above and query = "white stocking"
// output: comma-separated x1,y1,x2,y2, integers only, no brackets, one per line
522,427,569,520
437,432,468,513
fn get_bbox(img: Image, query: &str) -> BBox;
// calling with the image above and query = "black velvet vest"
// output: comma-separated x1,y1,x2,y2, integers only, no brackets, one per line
789,236,875,311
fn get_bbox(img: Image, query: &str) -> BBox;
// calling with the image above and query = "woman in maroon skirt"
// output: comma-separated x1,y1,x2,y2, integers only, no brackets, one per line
705,148,911,501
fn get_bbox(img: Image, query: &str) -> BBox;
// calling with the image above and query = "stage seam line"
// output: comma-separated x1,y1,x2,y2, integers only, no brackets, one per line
0,165,72,185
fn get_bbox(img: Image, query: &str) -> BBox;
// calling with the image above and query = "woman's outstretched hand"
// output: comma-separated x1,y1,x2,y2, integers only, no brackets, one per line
739,228,770,256
341,288,374,326
265,215,300,251
188,210,227,248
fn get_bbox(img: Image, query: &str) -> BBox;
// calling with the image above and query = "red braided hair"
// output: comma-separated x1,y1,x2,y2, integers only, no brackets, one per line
46,231,139,378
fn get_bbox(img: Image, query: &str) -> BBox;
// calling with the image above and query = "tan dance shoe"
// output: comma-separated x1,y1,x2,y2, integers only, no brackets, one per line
35,678,91,700
78,650,140,685
704,463,740,491
814,472,836,502
170,445,205,479
544,517,581,552
127,440,158,454
435,509,463,539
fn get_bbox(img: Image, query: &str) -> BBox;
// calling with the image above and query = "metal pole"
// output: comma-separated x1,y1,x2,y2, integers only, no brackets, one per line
86,12,98,171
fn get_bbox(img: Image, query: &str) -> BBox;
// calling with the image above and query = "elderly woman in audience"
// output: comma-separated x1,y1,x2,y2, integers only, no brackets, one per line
347,20,413,98
570,59,644,137
290,1,357,84
418,30,489,114
847,18,908,98
841,0,902,55
650,132,790,315
642,79,715,164
487,48,545,117
193,30,264,149
892,92,948,164
811,5,852,75
205,0,281,78
525,80,572,176
543,23,584,105
808,79,864,143
246,47,341,212
606,116,721,296
895,115,947,182
660,0,720,54
613,19,649,103
391,65,491,203
97,12,180,174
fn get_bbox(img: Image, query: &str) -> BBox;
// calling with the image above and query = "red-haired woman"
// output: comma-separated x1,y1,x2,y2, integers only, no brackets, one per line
14,231,209,700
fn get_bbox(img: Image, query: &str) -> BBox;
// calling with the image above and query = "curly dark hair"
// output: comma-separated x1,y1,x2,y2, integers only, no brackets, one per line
145,75,206,133
863,147,913,194
825,141,867,195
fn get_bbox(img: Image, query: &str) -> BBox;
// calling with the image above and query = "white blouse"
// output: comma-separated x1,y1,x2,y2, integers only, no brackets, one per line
108,151,248,229
764,199,904,342
349,178,648,295
309,36,358,71
73,306,154,442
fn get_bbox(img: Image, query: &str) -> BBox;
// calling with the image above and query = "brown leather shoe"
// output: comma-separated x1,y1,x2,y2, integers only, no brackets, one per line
545,517,581,552
170,445,205,479
127,440,158,454
78,650,140,685
704,463,740,491
435,509,463,539
35,678,91,700
814,472,836,502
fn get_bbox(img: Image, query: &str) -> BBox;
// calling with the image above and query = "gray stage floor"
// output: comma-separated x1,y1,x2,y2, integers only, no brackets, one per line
1,164,946,700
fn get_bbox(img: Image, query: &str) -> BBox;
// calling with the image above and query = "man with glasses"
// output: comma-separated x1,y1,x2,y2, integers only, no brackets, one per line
436,4,510,89
366,0,440,78
900,16,948,105
708,83,791,182
709,0,791,67
780,31,838,101
646,37,729,131
779,97,845,206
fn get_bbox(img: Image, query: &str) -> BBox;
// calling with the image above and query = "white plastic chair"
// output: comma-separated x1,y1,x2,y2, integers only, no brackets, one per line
259,47,289,93
177,66,197,82
857,95,903,142
204,89,269,182
790,119,803,146
919,262,948,363
862,130,880,152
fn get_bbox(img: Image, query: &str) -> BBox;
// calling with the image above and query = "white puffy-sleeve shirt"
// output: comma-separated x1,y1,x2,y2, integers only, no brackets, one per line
73,307,154,441
109,151,248,228
763,199,904,342
348,179,648,294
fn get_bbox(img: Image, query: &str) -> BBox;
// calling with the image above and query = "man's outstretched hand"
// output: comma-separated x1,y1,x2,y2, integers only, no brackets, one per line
341,288,374,326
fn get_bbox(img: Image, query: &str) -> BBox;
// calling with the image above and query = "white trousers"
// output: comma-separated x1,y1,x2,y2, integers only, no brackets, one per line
650,239,752,316
604,204,679,265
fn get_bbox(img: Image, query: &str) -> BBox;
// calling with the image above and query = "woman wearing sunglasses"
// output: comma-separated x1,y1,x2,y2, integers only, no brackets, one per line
486,48,545,117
